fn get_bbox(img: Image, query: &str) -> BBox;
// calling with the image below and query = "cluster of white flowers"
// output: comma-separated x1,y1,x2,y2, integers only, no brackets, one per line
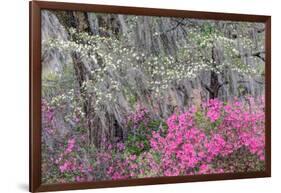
49,88,86,123
44,22,262,109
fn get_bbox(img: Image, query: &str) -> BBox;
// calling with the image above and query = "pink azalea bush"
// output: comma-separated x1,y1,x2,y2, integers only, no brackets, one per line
149,97,265,176
127,102,150,128
42,96,265,183
42,100,94,183
95,97,265,179
42,133,94,183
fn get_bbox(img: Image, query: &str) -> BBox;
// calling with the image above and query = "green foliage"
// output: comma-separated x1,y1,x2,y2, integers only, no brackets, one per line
201,23,215,36
75,126,87,133
123,87,138,107
125,119,167,155
125,134,149,155
42,64,75,100
238,85,247,96
147,119,168,137
194,109,222,134
194,109,211,132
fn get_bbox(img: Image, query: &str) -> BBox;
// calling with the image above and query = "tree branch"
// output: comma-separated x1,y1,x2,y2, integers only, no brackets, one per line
239,51,265,62
201,81,214,95
217,81,229,90
252,51,265,62
164,18,185,33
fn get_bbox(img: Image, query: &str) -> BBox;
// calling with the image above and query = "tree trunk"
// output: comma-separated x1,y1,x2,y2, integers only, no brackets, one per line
209,70,220,99
202,45,224,99
54,11,94,145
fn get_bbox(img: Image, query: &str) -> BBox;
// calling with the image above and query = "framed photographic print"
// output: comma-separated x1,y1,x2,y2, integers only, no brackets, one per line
30,1,271,192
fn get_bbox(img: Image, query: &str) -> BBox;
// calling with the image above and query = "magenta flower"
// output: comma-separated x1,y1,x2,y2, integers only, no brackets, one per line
59,161,71,173
65,138,75,154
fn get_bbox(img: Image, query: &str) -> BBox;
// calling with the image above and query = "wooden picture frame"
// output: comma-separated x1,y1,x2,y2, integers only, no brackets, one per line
30,1,271,192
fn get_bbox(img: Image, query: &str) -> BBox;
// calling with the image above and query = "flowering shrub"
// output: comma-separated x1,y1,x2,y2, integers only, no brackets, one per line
149,97,265,176
42,97,265,183
42,100,93,183
127,103,150,128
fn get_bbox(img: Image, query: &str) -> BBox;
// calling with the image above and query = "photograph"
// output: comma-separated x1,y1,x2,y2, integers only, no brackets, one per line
41,8,267,184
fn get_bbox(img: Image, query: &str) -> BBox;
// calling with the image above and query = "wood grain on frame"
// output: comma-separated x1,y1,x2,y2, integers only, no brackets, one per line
30,1,271,192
